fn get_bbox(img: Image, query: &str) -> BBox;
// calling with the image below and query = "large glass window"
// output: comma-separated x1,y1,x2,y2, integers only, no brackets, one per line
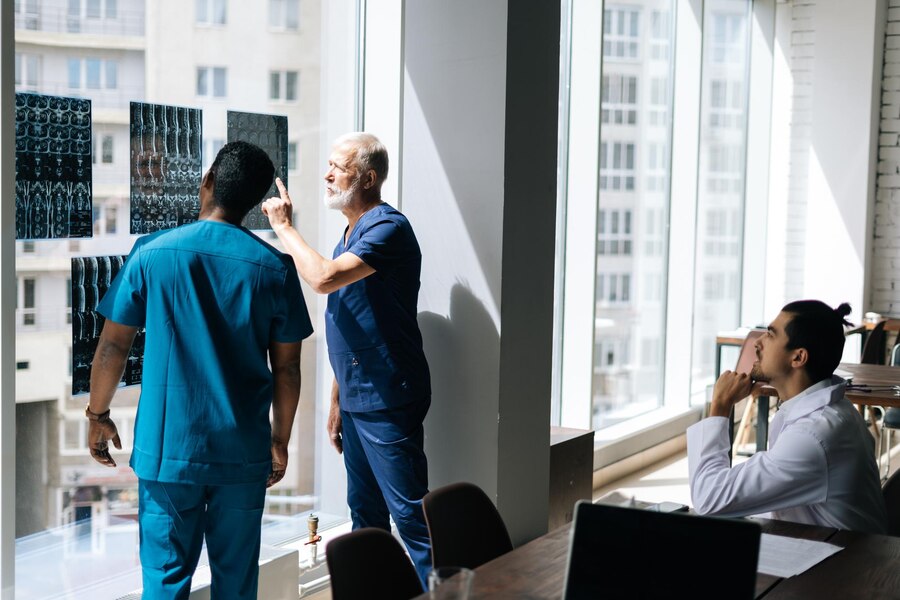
592,0,675,429
557,0,756,436
689,0,751,395
13,1,344,596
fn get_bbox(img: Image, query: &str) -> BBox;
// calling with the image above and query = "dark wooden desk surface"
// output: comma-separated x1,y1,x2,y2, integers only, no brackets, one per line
415,517,856,599
416,523,571,599
839,363,900,408
763,529,900,599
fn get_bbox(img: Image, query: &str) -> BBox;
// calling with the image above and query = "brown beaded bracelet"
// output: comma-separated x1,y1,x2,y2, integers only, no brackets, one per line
84,404,111,422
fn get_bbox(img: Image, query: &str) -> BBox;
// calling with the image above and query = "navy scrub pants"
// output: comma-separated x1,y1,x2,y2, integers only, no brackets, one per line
341,402,432,587
138,478,267,599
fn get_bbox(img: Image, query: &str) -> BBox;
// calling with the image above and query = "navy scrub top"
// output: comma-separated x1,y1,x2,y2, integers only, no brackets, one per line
98,220,313,484
326,203,431,412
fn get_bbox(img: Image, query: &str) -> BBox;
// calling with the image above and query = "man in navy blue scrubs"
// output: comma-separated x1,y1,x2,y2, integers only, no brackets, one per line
86,141,313,599
263,132,432,585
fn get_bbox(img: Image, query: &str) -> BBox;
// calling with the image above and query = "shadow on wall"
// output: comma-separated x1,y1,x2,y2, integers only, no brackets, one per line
420,283,500,496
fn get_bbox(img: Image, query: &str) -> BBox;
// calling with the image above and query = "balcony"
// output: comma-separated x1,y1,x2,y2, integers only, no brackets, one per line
15,5,145,50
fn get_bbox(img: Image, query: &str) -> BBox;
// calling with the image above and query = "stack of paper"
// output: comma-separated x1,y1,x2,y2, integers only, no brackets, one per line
757,533,843,578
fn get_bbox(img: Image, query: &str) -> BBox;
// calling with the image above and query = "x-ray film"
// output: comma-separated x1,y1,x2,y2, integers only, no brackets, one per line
15,92,92,239
226,110,288,230
71,255,145,395
130,102,202,234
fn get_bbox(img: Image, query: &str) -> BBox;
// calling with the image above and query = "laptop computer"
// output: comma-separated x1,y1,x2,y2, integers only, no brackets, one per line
562,501,761,600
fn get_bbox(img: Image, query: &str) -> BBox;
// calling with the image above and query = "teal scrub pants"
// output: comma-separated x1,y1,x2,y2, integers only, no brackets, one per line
138,478,267,600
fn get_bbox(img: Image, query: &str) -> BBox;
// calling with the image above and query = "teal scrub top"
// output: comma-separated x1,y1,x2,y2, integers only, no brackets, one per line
98,220,313,484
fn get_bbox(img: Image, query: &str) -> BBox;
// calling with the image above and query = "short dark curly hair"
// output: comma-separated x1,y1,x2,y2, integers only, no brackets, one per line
782,300,852,382
209,141,275,218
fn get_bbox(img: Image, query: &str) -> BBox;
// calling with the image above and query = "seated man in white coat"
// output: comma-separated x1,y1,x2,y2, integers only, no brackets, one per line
688,300,887,534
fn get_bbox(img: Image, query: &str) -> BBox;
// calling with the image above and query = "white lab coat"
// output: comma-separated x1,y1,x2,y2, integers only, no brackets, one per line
687,376,887,534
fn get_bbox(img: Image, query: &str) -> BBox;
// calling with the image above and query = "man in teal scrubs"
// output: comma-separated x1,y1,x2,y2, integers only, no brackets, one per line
86,141,313,599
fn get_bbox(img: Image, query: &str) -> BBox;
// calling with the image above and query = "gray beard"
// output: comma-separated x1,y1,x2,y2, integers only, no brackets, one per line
324,188,353,210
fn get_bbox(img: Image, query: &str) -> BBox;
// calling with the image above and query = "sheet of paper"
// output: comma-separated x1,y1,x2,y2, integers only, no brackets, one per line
757,533,843,578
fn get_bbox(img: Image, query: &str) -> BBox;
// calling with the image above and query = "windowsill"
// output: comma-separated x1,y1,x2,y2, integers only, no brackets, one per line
593,405,702,470
15,510,351,599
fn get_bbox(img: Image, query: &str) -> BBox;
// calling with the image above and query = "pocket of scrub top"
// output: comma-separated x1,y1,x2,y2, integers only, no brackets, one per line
355,344,410,403
139,512,175,570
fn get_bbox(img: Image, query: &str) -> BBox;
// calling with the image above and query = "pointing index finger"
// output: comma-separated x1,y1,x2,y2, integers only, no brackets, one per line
275,177,288,198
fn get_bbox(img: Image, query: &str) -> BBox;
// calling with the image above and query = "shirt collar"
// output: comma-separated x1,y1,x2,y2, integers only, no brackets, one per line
777,375,847,424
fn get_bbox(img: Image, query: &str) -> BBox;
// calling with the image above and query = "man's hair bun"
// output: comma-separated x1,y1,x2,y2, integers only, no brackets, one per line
835,303,852,318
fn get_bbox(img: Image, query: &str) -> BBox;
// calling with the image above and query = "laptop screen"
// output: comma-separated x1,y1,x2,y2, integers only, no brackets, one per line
563,501,761,600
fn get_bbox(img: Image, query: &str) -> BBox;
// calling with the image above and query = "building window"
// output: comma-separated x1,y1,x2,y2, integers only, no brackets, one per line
67,58,80,89
649,10,671,60
67,0,117,28
598,209,633,256
645,144,667,193
101,135,113,164
603,8,640,60
601,74,637,125
105,206,118,234
702,208,741,256
16,0,40,29
196,0,227,25
86,0,101,18
67,58,118,90
706,144,744,194
269,0,300,30
203,138,225,171
15,53,40,90
105,60,117,89
288,142,298,171
599,142,635,191
21,277,36,326
709,79,744,129
710,12,747,64
16,361,30,371
197,66,227,98
85,58,101,89
270,70,299,101
23,241,35,253
649,77,668,127
596,273,631,306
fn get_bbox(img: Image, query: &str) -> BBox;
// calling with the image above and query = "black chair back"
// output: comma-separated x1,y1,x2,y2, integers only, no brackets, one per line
423,482,513,570
326,528,423,600
883,469,900,536
862,320,888,365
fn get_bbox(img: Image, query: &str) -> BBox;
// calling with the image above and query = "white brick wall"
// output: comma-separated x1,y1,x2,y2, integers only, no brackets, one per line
873,0,900,314
784,0,816,301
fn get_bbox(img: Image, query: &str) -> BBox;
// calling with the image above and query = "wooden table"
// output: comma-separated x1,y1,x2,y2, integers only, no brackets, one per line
415,516,893,599
840,363,900,409
762,528,900,599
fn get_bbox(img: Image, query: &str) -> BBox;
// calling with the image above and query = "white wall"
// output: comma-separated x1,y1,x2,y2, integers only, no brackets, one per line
403,0,557,544
766,0,886,327
872,0,900,315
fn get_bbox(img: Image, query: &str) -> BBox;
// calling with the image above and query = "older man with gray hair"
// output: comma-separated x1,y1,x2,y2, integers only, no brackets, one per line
262,132,432,586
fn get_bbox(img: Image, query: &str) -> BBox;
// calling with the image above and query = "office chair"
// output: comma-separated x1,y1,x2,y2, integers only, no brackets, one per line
862,320,889,366
423,482,513,570
878,343,900,480
326,528,423,600
882,467,900,536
